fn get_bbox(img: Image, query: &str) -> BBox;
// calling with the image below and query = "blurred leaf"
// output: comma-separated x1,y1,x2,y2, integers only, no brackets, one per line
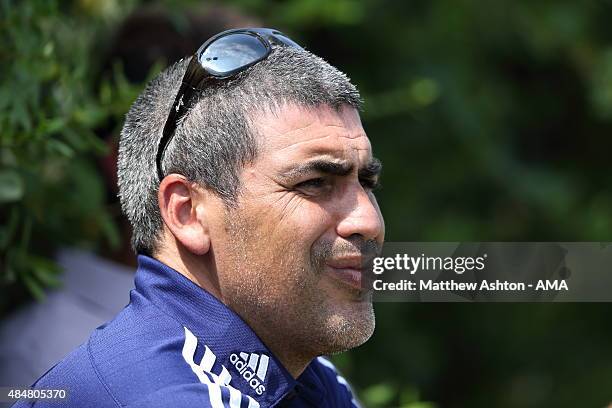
47,139,75,158
401,403,437,408
39,117,67,136
99,212,121,250
361,383,396,407
0,206,19,249
21,272,46,301
4,265,16,284
0,170,24,203
410,78,440,107
30,256,62,288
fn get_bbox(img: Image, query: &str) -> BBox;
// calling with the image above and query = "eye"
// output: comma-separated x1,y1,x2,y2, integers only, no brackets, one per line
293,177,334,197
295,178,326,189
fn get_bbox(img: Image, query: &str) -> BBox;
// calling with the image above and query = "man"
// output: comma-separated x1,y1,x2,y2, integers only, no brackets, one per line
15,27,384,407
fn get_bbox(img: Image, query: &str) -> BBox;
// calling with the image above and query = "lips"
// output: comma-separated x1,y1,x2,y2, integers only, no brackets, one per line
326,256,363,270
325,256,366,290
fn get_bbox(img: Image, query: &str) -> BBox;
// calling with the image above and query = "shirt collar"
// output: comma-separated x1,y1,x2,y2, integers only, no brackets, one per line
134,255,298,406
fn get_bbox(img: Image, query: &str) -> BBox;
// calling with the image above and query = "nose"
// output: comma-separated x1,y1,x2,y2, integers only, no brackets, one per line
335,185,384,242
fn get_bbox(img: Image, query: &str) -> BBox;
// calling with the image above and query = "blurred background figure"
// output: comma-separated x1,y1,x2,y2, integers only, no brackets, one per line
0,4,259,388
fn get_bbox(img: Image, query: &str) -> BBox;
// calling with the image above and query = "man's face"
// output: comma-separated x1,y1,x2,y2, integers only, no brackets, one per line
211,103,385,357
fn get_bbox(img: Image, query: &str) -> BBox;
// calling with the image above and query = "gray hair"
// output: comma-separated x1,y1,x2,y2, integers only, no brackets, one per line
117,46,362,255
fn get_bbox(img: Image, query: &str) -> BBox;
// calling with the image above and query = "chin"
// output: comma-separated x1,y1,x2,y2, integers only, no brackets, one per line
317,303,376,355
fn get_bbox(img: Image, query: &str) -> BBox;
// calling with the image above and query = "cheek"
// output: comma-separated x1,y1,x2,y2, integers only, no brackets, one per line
372,195,385,240
254,193,335,245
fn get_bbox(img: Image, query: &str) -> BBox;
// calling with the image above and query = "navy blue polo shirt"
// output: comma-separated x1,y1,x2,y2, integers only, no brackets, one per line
13,256,361,407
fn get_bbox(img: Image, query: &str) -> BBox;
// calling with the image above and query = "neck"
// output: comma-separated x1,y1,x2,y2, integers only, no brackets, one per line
239,315,314,379
154,242,223,301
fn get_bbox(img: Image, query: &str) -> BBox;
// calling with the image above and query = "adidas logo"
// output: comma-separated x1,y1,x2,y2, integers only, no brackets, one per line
181,328,261,407
229,352,269,395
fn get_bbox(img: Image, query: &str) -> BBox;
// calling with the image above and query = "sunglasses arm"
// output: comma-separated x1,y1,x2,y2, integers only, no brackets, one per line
156,56,210,181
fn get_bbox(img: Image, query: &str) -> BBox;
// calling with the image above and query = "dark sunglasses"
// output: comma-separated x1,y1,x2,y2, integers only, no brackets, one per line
155,27,303,181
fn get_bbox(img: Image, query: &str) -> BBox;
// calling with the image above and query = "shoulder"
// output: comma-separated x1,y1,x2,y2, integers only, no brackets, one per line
11,382,255,408
126,383,260,408
26,301,193,407
312,357,362,408
24,342,120,407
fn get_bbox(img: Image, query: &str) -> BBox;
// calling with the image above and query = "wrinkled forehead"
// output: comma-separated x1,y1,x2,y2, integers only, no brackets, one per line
251,103,372,163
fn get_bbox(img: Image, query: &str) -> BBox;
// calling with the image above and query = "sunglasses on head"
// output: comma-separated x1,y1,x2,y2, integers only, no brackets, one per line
155,28,303,181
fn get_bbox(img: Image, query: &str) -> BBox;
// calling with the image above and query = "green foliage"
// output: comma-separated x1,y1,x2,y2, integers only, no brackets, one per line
0,0,138,309
360,383,437,408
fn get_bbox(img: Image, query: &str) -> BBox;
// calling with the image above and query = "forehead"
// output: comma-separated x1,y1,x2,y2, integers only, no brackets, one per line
252,103,371,162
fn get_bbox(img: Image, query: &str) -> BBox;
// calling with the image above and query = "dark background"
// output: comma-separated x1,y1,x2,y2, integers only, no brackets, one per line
2,0,612,407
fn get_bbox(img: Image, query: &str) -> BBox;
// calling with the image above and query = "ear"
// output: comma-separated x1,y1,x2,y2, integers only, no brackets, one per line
158,174,210,255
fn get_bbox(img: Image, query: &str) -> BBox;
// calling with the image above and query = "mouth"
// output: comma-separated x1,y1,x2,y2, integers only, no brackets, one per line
324,256,368,290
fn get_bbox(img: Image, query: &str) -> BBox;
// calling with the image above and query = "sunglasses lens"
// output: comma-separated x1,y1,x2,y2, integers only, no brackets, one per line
199,33,268,75
273,32,303,50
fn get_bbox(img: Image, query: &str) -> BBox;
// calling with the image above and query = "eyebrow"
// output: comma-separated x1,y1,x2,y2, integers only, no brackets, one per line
359,157,382,179
279,157,382,179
